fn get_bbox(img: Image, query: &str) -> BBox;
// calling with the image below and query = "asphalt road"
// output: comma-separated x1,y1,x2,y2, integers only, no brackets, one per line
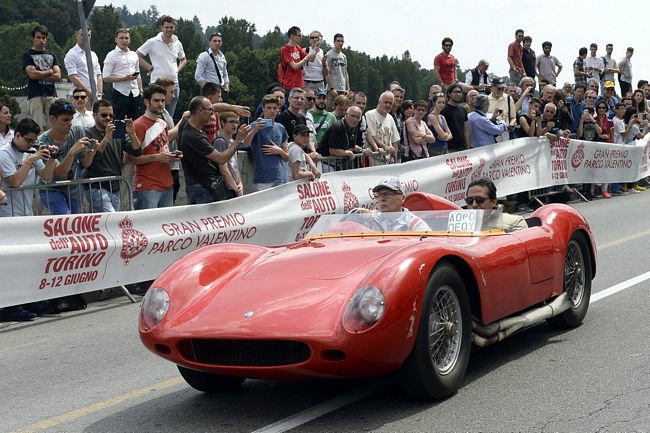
2,194,650,433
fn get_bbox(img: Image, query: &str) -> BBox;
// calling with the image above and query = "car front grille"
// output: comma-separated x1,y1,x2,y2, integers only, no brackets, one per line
179,339,311,366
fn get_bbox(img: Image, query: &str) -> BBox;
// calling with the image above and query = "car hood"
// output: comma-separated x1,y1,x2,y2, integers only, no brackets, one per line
242,238,402,280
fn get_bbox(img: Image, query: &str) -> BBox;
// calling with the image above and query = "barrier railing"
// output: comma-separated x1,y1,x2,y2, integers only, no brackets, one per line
318,151,391,172
2,175,133,217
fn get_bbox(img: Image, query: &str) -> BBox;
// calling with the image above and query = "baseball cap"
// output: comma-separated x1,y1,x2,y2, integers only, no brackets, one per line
491,78,507,88
372,176,403,193
604,80,615,89
293,124,311,135
315,89,328,97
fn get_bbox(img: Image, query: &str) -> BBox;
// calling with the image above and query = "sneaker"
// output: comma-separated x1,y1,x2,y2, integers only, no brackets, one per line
628,188,641,194
633,184,646,192
622,185,628,192
601,191,612,199
3,306,37,322
610,189,623,196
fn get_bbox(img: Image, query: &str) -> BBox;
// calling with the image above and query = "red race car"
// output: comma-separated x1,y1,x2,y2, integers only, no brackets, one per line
139,193,595,400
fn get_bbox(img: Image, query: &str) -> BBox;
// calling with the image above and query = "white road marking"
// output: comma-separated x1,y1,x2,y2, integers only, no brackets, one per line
250,377,394,433
590,270,650,303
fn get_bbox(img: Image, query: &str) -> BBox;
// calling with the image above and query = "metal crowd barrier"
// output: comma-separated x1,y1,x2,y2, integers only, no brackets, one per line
528,185,588,206
318,151,391,172
2,175,133,217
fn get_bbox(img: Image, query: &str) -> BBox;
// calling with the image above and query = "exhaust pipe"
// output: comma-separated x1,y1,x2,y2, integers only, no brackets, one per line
472,293,572,347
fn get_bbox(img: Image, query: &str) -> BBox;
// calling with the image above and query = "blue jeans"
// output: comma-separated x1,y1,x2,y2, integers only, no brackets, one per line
185,183,214,204
39,190,80,215
133,188,173,210
165,83,180,118
85,188,121,212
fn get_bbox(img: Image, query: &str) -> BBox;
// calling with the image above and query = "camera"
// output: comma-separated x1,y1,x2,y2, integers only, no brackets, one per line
535,110,542,117
39,144,59,158
87,139,98,150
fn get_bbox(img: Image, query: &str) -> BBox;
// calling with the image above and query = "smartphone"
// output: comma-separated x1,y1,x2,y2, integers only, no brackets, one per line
264,119,273,127
87,139,98,150
114,119,126,140
131,71,140,77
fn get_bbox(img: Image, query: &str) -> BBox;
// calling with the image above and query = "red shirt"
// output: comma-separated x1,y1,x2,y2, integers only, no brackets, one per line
281,44,307,89
508,41,523,71
133,115,173,191
434,52,457,85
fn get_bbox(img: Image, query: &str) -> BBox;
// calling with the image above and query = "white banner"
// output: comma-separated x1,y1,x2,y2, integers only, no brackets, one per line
2,135,649,307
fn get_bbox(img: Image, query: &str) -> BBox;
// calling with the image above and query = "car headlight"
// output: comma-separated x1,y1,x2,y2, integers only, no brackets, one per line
342,286,385,333
140,287,169,330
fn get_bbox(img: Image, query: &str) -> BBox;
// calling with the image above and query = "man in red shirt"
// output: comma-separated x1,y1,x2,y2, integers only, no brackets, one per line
507,29,525,85
280,26,316,90
433,37,457,91
125,84,179,209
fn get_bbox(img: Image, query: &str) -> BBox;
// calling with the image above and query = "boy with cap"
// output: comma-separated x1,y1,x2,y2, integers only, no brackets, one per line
288,124,320,181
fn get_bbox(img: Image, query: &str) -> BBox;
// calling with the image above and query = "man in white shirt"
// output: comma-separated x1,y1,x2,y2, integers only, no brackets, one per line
365,91,399,162
70,88,94,128
64,27,103,101
137,16,186,117
194,32,229,98
103,28,142,122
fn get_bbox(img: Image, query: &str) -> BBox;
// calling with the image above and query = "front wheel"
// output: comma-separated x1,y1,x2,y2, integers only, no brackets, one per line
399,263,472,401
178,366,245,393
547,232,592,329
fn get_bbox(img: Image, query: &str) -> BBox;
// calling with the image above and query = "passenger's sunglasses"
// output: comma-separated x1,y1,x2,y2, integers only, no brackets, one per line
465,196,487,206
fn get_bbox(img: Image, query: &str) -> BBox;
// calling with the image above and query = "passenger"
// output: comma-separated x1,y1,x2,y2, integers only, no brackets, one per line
351,176,430,231
465,178,527,232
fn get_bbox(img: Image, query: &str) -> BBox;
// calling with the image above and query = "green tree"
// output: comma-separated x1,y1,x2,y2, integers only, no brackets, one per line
211,16,255,53
176,18,204,61
260,26,285,50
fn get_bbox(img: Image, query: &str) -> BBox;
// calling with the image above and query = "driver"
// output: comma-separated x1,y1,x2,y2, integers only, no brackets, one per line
465,178,527,232
351,176,431,231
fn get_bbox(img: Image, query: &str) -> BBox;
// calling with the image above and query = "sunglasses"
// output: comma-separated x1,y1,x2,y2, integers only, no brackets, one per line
99,112,113,118
465,196,488,206
72,95,87,100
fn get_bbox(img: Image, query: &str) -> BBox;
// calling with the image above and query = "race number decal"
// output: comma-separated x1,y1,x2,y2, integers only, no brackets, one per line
447,210,483,232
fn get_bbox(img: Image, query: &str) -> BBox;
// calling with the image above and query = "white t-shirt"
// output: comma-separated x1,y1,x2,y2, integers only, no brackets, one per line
0,144,45,216
365,109,400,147
287,142,307,181
72,110,95,128
303,48,325,82
612,117,626,144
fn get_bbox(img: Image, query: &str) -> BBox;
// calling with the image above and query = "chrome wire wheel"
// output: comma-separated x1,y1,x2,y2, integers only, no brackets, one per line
428,285,462,376
564,239,585,308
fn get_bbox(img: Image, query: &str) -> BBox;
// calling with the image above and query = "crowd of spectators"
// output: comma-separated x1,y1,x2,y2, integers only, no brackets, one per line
1,19,650,320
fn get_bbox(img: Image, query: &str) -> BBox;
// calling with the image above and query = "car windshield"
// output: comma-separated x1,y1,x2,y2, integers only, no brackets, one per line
306,209,507,238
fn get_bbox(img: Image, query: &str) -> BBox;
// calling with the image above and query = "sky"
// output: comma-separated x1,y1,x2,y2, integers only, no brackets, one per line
98,0,650,96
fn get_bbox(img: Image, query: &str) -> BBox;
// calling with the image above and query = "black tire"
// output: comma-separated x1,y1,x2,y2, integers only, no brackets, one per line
177,366,245,393
547,232,592,329
399,263,472,401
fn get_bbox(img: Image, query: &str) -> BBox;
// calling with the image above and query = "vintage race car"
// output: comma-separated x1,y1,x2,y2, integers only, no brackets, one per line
139,193,596,400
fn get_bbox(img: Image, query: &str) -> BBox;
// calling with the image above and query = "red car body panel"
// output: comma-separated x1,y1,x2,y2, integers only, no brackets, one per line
140,193,596,380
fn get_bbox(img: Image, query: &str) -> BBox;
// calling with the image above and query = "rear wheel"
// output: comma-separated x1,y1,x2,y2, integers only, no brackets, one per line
399,263,471,401
547,232,592,329
177,366,245,393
